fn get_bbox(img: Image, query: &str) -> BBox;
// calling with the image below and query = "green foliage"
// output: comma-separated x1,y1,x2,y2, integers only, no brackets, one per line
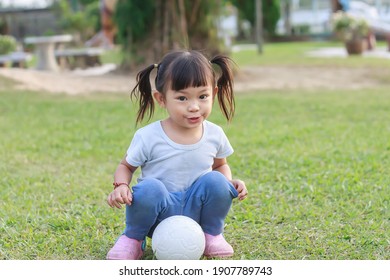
262,0,281,36
230,0,281,36
79,0,98,5
114,0,155,49
230,0,255,25
84,1,102,32
114,0,224,68
186,1,225,54
0,35,17,55
52,0,100,43
0,18,7,34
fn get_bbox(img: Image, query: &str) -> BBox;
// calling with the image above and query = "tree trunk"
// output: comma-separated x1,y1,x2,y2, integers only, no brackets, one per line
154,0,163,60
162,0,171,54
283,0,292,36
331,0,343,12
177,0,189,48
189,0,202,28
117,0,224,69
255,0,263,53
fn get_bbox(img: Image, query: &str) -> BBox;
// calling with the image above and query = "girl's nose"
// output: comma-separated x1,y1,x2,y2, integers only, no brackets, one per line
188,102,200,111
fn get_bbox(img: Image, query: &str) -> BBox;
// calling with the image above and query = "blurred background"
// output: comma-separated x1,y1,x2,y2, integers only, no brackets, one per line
1,0,390,71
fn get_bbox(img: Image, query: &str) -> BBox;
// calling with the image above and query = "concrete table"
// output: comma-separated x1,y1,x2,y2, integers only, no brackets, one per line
24,35,73,71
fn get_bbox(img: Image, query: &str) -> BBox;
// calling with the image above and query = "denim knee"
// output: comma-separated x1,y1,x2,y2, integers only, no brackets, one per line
196,171,238,200
186,171,238,235
124,178,169,240
132,178,169,208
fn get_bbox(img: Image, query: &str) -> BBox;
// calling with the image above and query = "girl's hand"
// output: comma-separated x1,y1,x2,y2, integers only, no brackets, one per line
107,185,133,209
230,179,248,201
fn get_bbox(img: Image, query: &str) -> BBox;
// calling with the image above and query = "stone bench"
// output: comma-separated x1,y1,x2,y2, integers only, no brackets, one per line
0,52,32,68
55,48,105,69
25,34,73,71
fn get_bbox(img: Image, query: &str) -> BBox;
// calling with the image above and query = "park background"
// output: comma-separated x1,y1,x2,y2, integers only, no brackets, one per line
0,0,389,260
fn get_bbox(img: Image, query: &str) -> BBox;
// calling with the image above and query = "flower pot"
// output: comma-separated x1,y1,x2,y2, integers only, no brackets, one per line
345,39,365,55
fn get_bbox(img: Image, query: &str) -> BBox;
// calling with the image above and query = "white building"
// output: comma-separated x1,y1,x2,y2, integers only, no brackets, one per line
277,0,390,35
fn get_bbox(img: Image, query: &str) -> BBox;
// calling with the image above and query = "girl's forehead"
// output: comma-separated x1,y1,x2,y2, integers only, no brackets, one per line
163,74,215,91
173,85,213,92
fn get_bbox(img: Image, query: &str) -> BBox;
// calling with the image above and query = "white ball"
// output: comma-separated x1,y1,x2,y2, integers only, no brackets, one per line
152,215,206,260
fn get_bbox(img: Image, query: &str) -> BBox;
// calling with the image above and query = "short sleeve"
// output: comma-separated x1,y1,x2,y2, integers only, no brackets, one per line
216,127,234,159
125,131,148,167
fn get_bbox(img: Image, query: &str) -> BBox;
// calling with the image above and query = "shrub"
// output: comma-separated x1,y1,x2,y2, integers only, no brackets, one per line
0,35,17,55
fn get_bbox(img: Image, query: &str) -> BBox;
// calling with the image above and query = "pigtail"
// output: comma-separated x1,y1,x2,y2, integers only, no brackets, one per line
210,55,235,121
131,64,157,124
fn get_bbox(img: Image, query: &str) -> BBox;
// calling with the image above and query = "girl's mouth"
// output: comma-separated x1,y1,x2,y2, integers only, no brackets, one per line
188,116,201,123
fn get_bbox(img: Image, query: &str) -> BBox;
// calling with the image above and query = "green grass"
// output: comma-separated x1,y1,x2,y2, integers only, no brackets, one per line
232,41,390,68
226,90,389,259
101,47,125,65
1,42,389,260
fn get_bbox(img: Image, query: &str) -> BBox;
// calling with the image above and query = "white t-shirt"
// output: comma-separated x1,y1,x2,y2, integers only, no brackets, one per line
125,120,233,192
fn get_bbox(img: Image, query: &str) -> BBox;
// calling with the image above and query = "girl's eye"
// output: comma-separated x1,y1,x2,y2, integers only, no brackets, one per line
199,94,209,100
178,96,187,101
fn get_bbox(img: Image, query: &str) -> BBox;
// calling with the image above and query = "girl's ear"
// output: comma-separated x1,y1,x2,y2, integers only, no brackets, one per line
153,91,165,108
213,86,218,98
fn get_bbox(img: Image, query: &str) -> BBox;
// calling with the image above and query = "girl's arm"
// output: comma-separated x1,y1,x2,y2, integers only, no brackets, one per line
107,156,138,209
212,157,232,180
212,158,248,201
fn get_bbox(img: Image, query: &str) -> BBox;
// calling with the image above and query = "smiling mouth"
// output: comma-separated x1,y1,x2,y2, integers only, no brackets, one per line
187,116,201,122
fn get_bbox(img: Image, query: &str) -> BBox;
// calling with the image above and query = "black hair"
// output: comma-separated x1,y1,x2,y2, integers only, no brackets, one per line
131,49,235,123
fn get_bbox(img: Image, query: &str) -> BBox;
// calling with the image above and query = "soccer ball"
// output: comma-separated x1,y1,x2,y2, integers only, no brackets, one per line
152,215,206,260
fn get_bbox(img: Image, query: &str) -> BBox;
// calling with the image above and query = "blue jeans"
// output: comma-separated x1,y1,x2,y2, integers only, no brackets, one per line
123,171,238,240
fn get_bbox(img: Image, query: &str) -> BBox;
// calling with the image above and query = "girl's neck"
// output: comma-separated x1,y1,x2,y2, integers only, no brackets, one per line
160,118,204,145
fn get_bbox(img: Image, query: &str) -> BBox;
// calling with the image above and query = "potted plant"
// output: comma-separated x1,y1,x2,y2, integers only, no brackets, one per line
332,11,369,55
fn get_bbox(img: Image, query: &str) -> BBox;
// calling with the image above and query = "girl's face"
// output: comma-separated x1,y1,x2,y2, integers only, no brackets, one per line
154,84,217,131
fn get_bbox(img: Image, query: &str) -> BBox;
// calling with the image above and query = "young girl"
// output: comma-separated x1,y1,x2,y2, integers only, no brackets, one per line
106,49,248,260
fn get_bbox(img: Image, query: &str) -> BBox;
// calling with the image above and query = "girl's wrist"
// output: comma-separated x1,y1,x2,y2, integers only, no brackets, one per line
112,182,129,189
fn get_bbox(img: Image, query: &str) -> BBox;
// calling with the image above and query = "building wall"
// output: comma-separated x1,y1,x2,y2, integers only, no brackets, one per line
0,8,60,40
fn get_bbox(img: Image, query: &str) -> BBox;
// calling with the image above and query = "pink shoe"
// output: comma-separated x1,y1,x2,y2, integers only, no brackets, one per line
203,233,234,258
106,235,144,260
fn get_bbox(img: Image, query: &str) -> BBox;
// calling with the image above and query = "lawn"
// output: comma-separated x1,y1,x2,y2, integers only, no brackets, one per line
0,42,389,260
231,40,390,68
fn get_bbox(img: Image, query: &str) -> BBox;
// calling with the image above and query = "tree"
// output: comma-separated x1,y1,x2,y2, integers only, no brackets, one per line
230,0,281,38
52,0,100,44
114,0,224,70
